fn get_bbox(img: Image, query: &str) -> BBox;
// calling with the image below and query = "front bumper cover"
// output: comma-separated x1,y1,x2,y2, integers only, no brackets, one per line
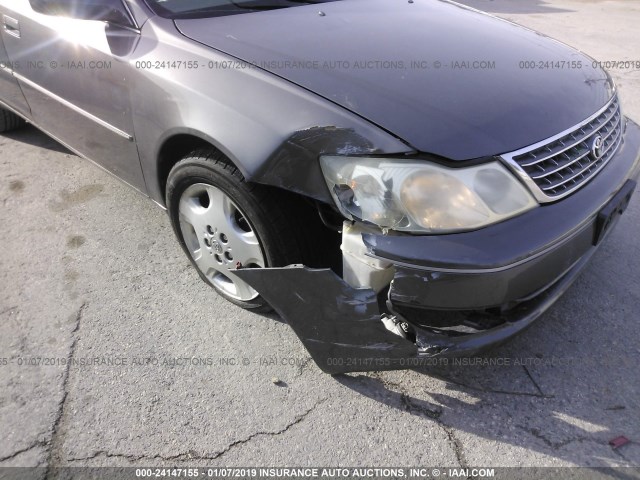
235,118,640,374
236,252,592,374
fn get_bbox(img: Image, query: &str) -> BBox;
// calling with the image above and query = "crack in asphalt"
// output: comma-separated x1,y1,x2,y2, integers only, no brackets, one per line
400,394,442,419
515,424,632,462
65,398,327,464
429,371,554,399
367,370,555,468
441,425,469,470
399,393,468,469
388,369,629,468
518,425,587,449
611,447,633,463
0,305,18,317
522,365,546,397
366,373,468,469
0,440,48,463
44,303,86,478
295,357,314,377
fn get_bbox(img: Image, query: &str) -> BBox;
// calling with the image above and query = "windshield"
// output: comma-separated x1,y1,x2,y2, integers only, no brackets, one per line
145,0,340,18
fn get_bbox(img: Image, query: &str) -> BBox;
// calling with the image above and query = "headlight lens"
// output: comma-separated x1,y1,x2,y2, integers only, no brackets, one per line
320,156,538,233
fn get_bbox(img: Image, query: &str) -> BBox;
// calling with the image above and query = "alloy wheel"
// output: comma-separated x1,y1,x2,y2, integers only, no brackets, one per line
178,183,265,301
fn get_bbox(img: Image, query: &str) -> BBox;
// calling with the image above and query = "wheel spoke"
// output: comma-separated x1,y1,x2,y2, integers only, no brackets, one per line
229,230,264,267
192,249,216,275
204,186,236,234
179,196,207,238
226,272,260,301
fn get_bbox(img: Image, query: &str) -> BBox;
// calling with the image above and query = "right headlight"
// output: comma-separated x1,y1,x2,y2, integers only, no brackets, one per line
320,156,538,233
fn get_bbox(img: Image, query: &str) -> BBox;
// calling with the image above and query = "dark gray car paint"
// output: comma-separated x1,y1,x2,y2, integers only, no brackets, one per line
175,0,614,161
0,2,412,206
253,126,393,202
130,16,414,205
0,0,616,204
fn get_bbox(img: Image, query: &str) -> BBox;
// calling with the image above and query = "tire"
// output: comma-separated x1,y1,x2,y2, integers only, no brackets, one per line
0,108,26,133
166,149,318,311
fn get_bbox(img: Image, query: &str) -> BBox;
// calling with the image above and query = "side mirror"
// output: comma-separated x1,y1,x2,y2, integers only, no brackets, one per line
29,0,135,28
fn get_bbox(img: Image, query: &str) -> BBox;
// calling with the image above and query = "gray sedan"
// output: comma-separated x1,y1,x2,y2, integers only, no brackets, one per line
0,0,638,373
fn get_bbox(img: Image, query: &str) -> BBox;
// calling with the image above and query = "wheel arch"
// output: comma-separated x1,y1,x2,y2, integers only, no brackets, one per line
155,129,246,208
160,143,344,273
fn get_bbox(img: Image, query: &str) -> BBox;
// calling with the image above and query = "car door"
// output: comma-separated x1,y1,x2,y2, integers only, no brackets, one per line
0,23,30,117
0,0,145,191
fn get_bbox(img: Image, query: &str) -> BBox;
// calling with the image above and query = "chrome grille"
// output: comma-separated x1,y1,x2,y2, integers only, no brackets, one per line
502,95,623,202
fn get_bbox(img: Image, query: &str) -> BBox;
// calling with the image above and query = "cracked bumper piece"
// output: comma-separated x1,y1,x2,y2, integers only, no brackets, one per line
235,255,592,374
235,119,640,374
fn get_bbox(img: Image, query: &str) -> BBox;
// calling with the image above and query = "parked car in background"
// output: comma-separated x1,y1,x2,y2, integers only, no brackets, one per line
1,0,638,373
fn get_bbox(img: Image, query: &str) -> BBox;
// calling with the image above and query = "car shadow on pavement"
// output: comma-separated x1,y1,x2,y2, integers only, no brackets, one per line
334,361,637,470
3,125,72,154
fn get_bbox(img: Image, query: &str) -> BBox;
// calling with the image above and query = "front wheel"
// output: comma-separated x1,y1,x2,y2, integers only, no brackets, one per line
166,150,311,311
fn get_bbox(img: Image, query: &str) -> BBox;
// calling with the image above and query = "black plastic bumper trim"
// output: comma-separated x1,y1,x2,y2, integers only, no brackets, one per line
235,250,595,374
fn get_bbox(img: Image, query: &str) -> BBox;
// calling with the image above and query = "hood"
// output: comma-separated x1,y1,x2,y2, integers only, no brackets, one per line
175,0,615,160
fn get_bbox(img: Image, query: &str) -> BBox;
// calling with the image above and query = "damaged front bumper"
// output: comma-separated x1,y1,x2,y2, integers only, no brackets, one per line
236,119,640,374
236,255,592,374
